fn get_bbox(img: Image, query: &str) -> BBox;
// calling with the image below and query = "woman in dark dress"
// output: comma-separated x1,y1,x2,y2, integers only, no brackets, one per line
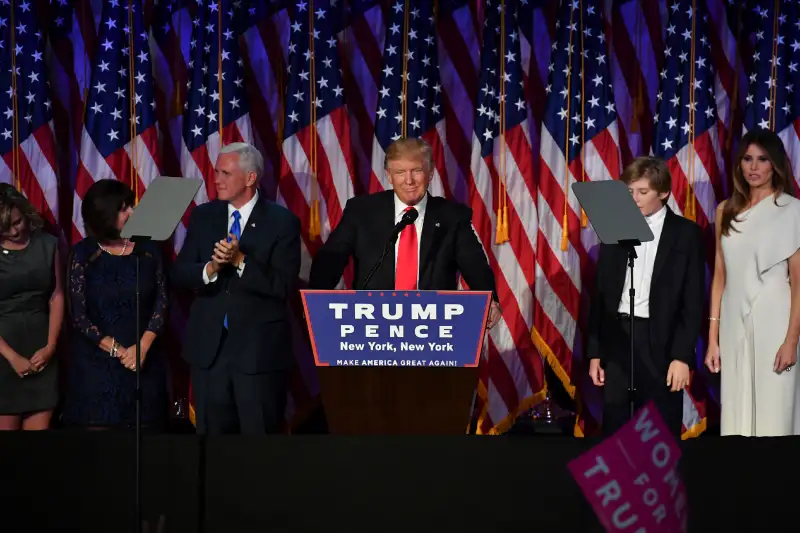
62,179,169,429
0,184,64,430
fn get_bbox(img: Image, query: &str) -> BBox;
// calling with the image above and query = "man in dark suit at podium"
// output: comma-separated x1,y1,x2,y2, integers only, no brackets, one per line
172,142,301,435
309,137,501,329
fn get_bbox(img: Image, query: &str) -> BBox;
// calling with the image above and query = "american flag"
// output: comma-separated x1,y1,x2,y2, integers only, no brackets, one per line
370,1,447,198
742,0,800,190
469,0,545,434
72,0,161,243
651,0,725,437
18,0,773,435
46,0,93,234
535,0,621,436
279,0,355,259
180,0,253,209
277,0,360,419
0,0,59,229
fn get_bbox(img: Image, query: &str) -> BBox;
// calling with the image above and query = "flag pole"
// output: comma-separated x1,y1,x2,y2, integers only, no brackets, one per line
579,0,587,228
80,1,91,138
127,1,141,204
218,0,225,148
10,0,20,191
560,2,577,252
308,0,320,239
684,0,697,222
174,6,183,115
401,0,409,137
125,4,144,533
769,0,780,131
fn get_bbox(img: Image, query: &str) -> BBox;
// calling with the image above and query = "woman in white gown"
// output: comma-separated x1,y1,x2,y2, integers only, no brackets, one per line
706,128,800,437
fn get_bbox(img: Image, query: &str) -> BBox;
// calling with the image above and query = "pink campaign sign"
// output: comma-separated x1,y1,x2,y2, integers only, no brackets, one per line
568,401,688,533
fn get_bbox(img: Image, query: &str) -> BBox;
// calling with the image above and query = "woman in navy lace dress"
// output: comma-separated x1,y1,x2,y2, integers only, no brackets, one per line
62,180,169,429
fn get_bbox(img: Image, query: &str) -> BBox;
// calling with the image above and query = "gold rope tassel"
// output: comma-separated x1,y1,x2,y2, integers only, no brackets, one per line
309,199,320,239
494,0,509,244
309,194,321,240
685,186,695,221
495,203,509,244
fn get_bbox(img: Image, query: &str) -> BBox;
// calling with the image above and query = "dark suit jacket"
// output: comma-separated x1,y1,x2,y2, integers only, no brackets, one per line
309,190,497,298
172,198,301,374
586,207,705,371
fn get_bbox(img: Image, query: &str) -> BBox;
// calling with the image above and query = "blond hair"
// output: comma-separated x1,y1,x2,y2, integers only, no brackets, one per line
384,137,434,172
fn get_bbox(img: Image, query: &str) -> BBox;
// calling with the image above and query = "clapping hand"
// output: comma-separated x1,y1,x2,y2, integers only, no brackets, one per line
212,234,242,266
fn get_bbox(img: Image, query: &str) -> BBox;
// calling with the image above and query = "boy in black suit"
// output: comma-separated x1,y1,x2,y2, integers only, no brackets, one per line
586,156,705,438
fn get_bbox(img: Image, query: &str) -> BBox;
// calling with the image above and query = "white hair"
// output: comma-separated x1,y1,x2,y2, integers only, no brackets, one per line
220,142,264,180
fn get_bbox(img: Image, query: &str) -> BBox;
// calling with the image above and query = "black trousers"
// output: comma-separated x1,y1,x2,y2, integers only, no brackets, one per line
191,331,288,435
601,314,683,439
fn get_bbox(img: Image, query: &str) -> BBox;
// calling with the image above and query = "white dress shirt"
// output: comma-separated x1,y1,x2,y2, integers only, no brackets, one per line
203,191,259,284
617,205,666,318
393,192,428,285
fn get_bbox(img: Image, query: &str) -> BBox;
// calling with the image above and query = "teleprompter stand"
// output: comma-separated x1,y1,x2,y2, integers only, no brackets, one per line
571,180,654,419
121,176,201,532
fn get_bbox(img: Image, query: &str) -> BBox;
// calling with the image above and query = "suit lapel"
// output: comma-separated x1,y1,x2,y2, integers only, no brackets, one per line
378,192,397,288
418,196,441,290
216,201,230,243
651,208,677,284
237,199,265,251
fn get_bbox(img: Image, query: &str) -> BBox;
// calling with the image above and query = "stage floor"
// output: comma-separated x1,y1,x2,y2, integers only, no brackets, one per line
1,432,796,532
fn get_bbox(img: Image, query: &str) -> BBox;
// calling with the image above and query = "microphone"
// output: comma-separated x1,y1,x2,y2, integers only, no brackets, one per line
362,207,418,290
389,207,419,244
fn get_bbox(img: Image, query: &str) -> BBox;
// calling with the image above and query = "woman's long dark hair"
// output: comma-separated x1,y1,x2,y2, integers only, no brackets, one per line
721,129,794,236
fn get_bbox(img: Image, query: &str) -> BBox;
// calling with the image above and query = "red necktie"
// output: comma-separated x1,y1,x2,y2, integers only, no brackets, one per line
395,207,418,290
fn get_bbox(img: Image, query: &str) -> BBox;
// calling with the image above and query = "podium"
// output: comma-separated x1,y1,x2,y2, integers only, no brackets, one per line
301,290,492,434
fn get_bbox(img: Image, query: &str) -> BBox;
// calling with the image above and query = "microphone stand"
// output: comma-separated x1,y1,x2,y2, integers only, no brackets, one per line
618,239,640,419
362,240,395,290
129,235,149,533
362,210,417,290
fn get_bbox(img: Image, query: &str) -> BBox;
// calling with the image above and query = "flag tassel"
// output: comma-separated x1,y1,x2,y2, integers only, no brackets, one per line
495,205,509,244
685,186,696,222
309,199,320,240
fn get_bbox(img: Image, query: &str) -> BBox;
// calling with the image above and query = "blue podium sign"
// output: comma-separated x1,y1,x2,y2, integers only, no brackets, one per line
301,290,492,368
